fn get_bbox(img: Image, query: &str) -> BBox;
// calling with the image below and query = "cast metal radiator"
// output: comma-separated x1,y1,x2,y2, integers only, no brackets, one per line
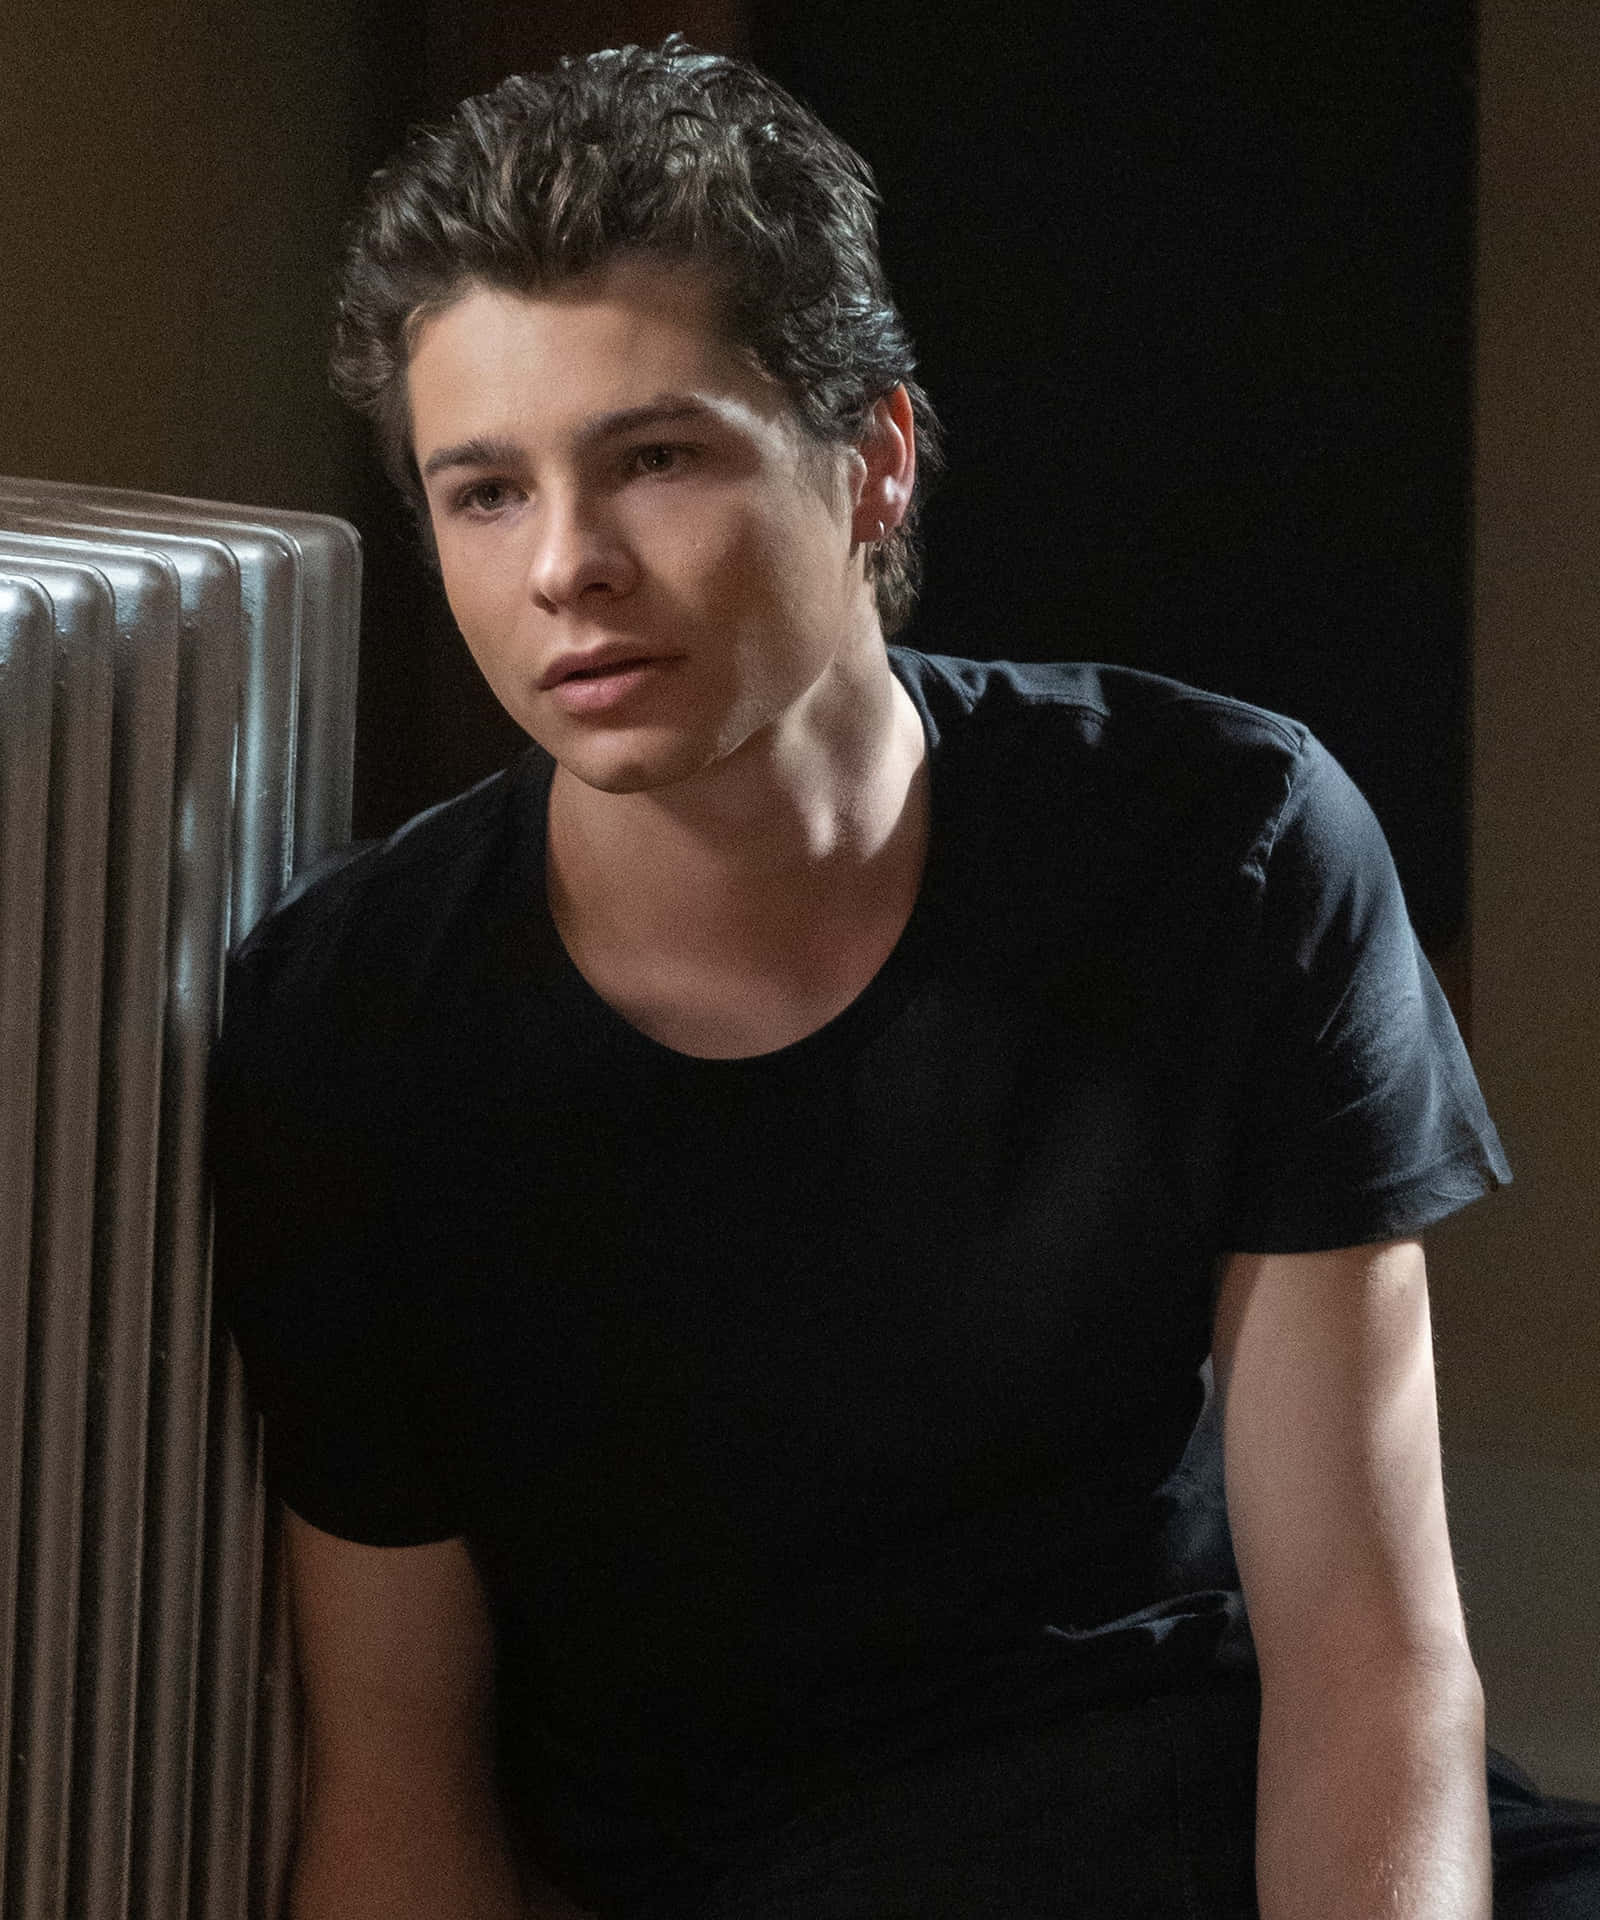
0,478,360,1919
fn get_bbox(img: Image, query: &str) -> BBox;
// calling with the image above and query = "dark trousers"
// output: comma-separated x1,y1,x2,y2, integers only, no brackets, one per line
1489,1749,1600,1920
590,1684,1600,1918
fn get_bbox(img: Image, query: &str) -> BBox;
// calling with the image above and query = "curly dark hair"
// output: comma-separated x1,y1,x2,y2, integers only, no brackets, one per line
330,37,943,636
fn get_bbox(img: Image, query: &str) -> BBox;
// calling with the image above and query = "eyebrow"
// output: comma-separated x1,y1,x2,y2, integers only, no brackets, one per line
420,433,524,482
419,397,720,482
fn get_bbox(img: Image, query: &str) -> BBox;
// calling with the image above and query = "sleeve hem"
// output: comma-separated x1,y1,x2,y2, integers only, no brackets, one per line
1220,1137,1512,1257
273,1484,464,1549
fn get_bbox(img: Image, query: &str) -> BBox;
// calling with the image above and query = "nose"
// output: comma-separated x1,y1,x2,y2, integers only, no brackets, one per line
526,492,636,613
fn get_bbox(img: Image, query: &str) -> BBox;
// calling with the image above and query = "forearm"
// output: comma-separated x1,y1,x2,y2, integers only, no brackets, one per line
287,1785,593,1920
1255,1651,1490,1920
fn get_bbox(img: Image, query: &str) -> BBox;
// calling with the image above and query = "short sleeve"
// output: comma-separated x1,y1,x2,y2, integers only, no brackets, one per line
207,937,464,1547
1220,734,1510,1254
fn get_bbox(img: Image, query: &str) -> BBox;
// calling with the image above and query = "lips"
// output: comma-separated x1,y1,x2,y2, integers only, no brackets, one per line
539,646,666,691
540,649,681,717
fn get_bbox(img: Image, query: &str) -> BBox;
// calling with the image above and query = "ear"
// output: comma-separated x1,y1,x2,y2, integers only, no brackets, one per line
849,385,917,545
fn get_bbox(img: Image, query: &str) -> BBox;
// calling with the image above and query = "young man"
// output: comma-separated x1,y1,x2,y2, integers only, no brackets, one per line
210,40,1516,1920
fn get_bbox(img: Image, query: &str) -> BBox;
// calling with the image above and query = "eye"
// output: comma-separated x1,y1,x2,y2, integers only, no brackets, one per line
630,443,692,477
453,479,520,517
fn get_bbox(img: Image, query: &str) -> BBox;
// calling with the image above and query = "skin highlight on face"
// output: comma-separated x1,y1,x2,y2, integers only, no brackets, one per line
404,257,912,813
405,261,906,802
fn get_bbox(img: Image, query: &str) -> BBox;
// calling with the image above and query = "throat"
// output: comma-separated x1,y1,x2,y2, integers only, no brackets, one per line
542,667,932,1057
546,769,930,1061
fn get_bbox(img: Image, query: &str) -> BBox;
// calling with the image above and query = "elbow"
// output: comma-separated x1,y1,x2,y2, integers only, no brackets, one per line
1420,1638,1485,1745
1262,1624,1486,1751
1256,1570,1483,1712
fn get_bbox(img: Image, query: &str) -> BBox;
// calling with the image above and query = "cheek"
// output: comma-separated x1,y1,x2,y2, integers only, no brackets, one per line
440,583,531,716
690,502,840,625
439,549,514,653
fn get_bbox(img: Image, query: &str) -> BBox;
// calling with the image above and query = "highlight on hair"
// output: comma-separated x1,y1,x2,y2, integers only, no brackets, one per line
329,36,942,634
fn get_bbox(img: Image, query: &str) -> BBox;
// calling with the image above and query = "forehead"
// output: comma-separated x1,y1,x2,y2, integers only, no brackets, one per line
405,259,794,464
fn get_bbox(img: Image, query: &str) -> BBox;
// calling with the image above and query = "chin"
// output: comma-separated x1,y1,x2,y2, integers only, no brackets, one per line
551,735,716,798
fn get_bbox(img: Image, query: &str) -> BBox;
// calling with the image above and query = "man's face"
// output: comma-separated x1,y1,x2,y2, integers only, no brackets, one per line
407,258,880,796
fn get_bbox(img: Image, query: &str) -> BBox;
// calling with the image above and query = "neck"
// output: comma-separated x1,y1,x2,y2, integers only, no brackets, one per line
547,635,925,942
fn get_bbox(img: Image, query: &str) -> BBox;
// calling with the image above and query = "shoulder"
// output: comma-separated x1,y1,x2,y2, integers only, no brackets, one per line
212,752,545,1119
893,646,1307,781
890,647,1333,869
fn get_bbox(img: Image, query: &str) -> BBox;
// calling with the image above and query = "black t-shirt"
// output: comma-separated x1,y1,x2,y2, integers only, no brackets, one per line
208,650,1508,1878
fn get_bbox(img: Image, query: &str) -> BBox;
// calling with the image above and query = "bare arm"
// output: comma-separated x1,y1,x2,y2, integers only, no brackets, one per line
283,1511,593,1920
1213,1238,1489,1920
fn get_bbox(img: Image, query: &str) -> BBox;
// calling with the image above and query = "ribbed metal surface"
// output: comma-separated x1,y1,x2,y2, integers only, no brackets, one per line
0,531,184,1920
0,488,359,1920
0,555,116,1920
0,479,361,916
0,572,56,1912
